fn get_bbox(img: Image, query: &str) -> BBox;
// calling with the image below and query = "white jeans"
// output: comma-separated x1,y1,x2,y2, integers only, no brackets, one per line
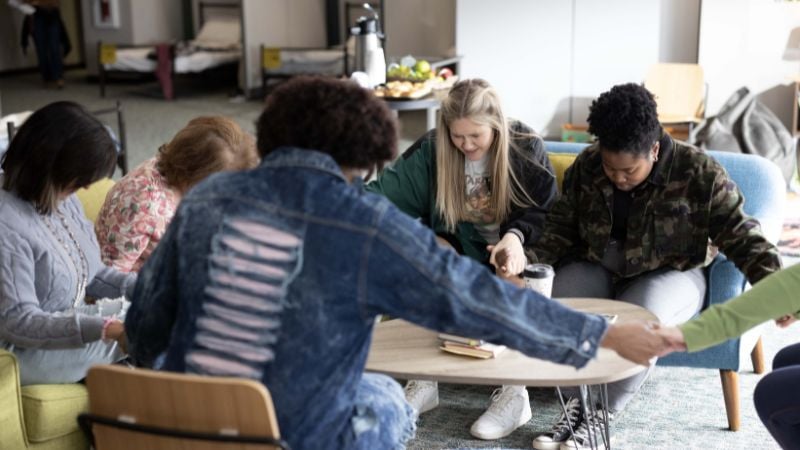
3,299,129,385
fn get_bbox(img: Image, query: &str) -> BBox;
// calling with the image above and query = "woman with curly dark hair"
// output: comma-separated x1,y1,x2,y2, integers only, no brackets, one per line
527,83,782,450
124,77,670,450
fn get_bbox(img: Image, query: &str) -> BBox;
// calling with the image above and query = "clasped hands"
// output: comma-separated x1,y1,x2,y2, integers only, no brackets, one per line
601,321,687,366
103,319,129,354
488,232,526,282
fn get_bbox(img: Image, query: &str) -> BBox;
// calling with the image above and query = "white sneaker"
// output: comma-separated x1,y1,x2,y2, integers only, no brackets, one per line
404,380,439,416
470,385,532,440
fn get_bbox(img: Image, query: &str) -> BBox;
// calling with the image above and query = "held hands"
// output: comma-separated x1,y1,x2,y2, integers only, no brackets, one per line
600,321,686,366
488,233,526,277
103,319,128,354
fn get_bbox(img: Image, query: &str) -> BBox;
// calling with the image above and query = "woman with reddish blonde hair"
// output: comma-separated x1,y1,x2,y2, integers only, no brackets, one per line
95,116,258,272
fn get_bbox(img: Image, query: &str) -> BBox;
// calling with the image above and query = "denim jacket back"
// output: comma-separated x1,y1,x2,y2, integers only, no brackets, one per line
126,147,608,450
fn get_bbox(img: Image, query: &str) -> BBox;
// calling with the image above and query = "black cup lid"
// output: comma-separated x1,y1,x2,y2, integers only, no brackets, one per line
522,264,553,279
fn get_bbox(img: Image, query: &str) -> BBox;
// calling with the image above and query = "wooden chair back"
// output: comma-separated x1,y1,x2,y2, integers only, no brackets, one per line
79,365,289,450
644,63,706,124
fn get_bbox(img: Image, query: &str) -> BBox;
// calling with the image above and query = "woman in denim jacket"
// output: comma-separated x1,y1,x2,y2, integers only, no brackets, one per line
125,77,668,450
368,79,558,440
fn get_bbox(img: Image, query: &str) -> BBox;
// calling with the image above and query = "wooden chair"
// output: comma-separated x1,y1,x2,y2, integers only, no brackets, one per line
78,365,290,450
644,63,706,134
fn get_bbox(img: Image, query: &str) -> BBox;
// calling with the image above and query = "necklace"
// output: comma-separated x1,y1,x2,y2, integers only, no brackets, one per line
42,211,89,307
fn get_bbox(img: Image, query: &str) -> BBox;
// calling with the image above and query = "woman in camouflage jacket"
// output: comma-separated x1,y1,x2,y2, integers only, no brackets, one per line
528,83,782,450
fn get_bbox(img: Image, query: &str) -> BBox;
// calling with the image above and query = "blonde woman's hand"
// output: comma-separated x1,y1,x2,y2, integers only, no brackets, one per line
488,233,526,276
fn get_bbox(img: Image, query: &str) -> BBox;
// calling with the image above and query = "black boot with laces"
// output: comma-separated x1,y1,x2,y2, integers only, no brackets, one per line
532,397,582,450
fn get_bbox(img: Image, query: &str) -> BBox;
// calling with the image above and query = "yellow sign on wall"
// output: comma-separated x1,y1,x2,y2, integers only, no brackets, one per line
99,44,117,65
262,48,281,70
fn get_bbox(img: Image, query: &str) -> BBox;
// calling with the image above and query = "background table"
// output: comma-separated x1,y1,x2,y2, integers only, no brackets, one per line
365,298,658,450
383,96,441,132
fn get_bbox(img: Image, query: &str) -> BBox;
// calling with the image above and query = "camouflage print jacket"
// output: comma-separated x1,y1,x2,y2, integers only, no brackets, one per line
527,134,781,284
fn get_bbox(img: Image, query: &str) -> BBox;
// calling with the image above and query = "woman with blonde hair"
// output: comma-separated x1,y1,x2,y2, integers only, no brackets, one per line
367,78,558,440
96,116,258,273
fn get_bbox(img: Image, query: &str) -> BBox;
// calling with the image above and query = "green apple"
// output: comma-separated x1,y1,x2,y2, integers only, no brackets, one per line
414,60,431,75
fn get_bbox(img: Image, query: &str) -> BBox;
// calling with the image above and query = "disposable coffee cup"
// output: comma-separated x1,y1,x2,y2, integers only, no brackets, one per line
523,263,554,297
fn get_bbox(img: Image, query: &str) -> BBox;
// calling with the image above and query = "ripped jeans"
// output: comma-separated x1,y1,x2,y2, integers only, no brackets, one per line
343,373,417,449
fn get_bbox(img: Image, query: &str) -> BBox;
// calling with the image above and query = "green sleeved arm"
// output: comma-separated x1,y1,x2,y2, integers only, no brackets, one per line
680,264,800,352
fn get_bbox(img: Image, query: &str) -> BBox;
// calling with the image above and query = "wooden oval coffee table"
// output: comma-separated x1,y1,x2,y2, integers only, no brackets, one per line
365,298,659,450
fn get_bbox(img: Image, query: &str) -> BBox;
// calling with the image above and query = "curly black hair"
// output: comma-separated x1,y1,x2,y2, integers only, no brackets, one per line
256,76,397,172
587,83,661,154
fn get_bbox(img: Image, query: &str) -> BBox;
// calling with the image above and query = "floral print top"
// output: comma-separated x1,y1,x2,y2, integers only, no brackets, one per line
95,157,179,273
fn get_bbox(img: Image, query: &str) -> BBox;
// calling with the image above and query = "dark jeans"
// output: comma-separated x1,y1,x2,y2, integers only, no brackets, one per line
32,9,64,82
754,342,800,449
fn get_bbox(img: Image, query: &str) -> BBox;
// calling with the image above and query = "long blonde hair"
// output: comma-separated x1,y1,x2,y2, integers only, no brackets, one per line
435,78,538,232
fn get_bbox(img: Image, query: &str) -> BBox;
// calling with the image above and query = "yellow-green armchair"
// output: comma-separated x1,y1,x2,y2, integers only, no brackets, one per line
0,178,115,450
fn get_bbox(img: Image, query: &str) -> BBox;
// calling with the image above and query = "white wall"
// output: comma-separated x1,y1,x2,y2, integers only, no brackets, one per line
241,0,327,93
456,0,573,138
131,0,183,43
0,0,83,71
384,0,455,59
659,0,700,63
457,0,663,138
81,0,182,75
699,0,800,130
570,0,661,126
80,0,134,74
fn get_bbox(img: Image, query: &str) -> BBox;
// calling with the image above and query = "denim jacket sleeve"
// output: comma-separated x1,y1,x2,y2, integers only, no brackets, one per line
361,199,608,368
125,216,182,367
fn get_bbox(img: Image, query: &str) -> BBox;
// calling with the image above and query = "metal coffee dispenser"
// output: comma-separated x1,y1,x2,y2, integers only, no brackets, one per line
350,7,385,87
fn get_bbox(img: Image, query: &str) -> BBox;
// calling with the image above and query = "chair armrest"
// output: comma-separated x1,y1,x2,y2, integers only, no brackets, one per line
705,253,747,308
0,350,29,449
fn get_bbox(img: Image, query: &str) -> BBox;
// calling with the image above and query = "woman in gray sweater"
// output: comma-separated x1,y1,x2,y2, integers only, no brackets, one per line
0,101,136,385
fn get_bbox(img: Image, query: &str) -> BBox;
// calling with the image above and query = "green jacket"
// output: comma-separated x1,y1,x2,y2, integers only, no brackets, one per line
681,263,800,352
528,134,781,284
366,121,558,263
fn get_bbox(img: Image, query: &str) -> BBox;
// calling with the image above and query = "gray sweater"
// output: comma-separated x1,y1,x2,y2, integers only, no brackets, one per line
0,187,136,349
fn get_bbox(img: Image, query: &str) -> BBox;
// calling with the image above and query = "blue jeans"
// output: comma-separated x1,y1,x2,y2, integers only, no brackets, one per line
754,342,800,449
343,373,416,449
32,9,64,82
552,241,705,412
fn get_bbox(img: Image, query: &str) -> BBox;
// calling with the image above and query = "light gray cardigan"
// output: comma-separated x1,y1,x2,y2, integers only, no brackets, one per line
0,187,136,349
